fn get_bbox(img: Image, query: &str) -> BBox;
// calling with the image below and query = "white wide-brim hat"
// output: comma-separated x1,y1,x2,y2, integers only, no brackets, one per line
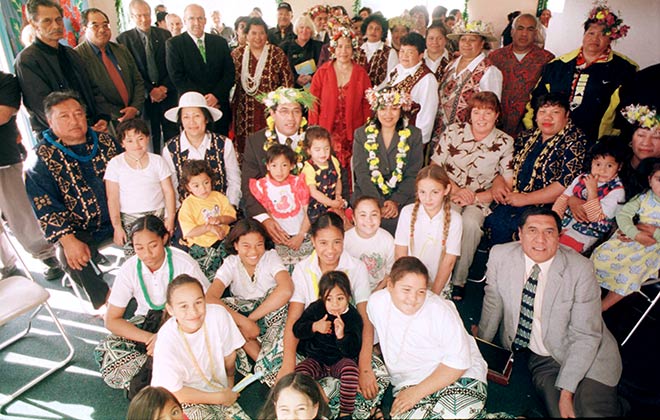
164,91,223,123
447,21,498,43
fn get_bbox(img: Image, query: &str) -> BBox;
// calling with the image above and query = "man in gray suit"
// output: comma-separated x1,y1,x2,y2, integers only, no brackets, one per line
477,207,624,417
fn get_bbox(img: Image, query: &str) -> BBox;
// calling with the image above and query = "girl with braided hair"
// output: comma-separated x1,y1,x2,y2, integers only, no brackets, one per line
394,165,463,299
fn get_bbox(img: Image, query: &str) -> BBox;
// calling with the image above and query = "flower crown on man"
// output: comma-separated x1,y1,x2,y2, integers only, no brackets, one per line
328,19,360,60
388,14,414,30
365,87,413,112
621,104,660,130
257,87,317,111
585,1,630,40
307,4,332,19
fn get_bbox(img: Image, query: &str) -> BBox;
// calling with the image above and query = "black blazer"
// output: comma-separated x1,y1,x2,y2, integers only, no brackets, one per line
117,27,174,93
165,32,235,132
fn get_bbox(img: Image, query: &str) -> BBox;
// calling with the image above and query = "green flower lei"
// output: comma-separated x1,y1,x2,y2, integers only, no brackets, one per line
364,119,411,196
262,115,308,175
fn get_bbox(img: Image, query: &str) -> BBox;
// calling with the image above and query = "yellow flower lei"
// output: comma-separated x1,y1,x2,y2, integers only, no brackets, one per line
263,115,307,175
364,119,411,196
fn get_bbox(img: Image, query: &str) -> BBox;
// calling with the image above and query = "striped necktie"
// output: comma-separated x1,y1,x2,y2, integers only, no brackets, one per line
512,264,541,352
100,47,129,106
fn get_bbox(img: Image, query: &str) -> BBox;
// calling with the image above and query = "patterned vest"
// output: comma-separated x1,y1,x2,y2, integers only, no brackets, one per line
562,176,623,237
437,57,492,135
165,133,227,201
359,45,392,87
388,63,433,126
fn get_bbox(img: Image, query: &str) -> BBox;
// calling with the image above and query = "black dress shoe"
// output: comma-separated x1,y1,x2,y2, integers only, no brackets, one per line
42,257,65,281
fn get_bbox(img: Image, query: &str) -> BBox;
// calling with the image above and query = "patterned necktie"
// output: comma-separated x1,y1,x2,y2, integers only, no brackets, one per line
197,38,206,63
512,264,541,352
100,47,129,106
285,137,293,148
144,36,159,83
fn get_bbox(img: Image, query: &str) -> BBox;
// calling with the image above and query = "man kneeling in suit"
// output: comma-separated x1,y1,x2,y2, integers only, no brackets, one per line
477,207,625,417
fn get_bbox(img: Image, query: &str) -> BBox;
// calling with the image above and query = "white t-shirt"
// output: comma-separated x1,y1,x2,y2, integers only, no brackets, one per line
394,204,462,283
108,247,209,316
104,152,172,214
291,250,371,307
344,228,395,291
367,289,487,391
215,250,287,300
152,304,246,393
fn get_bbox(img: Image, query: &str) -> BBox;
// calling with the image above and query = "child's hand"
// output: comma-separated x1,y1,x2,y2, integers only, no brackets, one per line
164,217,175,236
216,389,239,406
312,314,332,334
113,228,127,246
145,333,157,356
207,216,222,225
583,174,599,197
287,233,305,250
333,313,345,339
329,198,344,209
208,224,227,239
634,232,657,247
391,385,424,416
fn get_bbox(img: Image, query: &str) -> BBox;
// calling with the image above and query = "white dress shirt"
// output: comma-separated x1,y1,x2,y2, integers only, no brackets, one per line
523,255,554,357
443,52,503,100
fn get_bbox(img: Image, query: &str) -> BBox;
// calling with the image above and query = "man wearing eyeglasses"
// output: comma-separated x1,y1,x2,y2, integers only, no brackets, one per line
14,0,108,137
75,8,144,133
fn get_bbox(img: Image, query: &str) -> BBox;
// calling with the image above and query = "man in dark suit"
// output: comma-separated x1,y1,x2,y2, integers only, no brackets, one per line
14,0,108,137
477,207,625,417
75,8,144,132
242,87,315,244
166,4,234,136
267,2,295,46
118,0,178,151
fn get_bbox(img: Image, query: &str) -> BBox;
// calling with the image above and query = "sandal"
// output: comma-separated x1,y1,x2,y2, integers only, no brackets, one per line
452,285,465,301
370,405,385,420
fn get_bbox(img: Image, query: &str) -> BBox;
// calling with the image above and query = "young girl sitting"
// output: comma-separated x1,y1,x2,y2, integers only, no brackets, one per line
178,160,237,281
294,271,363,420
394,165,463,299
259,372,331,420
367,256,488,419
551,137,626,253
151,274,250,420
127,386,184,420
105,119,176,256
345,196,395,291
592,158,660,312
250,144,313,269
301,125,347,225
206,219,293,382
97,215,207,391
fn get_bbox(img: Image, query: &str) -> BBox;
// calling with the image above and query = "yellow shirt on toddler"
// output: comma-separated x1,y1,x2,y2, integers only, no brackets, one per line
178,191,236,247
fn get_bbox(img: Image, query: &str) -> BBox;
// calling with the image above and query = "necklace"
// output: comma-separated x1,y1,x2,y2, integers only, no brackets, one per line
177,321,224,390
364,120,412,196
241,44,270,96
43,128,99,162
137,247,174,310
125,152,147,169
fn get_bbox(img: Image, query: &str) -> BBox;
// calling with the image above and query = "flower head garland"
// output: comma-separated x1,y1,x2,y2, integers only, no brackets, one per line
257,87,317,111
448,20,496,41
388,15,414,30
621,104,660,130
586,1,630,40
365,88,413,112
364,118,412,196
328,23,360,60
307,4,332,19
263,115,307,175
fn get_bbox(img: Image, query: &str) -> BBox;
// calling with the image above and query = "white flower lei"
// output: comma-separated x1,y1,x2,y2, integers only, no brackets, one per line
364,119,412,196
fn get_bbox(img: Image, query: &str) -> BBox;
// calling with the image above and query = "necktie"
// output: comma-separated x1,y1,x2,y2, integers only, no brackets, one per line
100,47,129,106
144,36,159,84
285,137,293,148
197,38,206,63
512,264,541,352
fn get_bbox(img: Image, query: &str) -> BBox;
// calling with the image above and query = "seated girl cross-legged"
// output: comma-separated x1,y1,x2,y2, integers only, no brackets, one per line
367,257,489,419
151,275,250,420
96,216,208,391
205,219,293,382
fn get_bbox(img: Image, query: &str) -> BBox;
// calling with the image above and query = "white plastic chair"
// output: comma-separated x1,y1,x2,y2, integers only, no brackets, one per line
0,231,75,411
621,277,660,346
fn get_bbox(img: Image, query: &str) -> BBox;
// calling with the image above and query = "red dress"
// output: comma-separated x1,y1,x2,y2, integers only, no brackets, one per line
309,60,372,168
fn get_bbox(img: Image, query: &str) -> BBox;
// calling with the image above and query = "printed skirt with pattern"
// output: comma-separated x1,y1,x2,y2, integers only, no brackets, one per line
181,401,250,420
392,377,487,419
592,238,660,296
94,316,148,389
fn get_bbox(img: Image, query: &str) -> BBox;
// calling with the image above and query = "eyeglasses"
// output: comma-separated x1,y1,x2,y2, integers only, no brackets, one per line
276,108,303,117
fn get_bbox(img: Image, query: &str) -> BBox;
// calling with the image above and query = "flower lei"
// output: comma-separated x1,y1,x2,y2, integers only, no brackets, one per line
388,15,413,30
263,115,307,175
328,25,360,60
307,4,332,19
587,2,630,40
621,104,659,130
364,119,411,196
